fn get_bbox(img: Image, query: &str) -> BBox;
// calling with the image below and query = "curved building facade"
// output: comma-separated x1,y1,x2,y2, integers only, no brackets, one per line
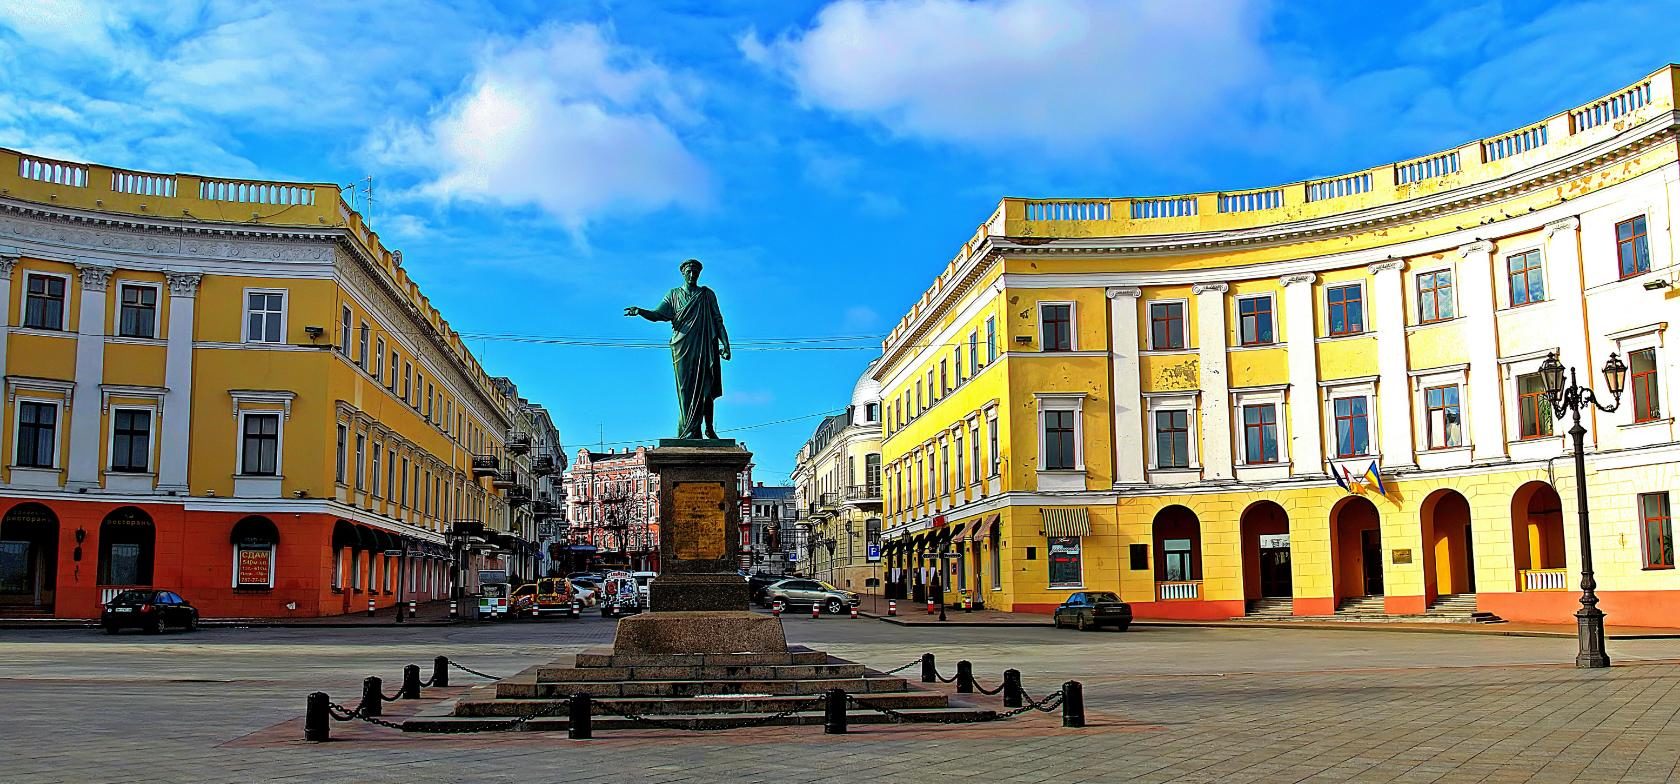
0,149,555,618
876,65,1680,626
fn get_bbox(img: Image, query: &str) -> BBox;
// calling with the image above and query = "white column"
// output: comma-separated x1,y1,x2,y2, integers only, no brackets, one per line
0,255,15,378
1107,287,1145,486
1370,260,1415,468
1457,240,1506,462
66,263,113,491
1280,273,1323,475
1543,217,1595,448
157,271,201,493
1193,282,1233,480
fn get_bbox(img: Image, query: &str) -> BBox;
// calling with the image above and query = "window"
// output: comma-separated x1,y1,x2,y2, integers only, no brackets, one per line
1162,538,1195,581
1043,410,1076,470
1149,301,1186,349
23,273,67,330
986,317,997,362
1507,250,1545,306
415,374,425,409
969,331,980,375
1040,303,1072,351
1424,385,1463,449
954,433,964,489
1517,372,1554,438
1154,410,1190,468
988,416,1000,476
1238,295,1274,346
402,362,412,401
970,423,981,484
388,352,399,390
374,338,385,379
371,444,383,497
1327,284,1364,336
110,409,151,473
400,458,410,507
1417,270,1455,323
1640,493,1674,569
1332,396,1370,457
357,323,369,368
241,414,280,476
335,424,347,484
927,370,935,403
354,433,366,491
940,360,948,394
339,306,352,355
387,450,397,502
1242,404,1278,464
117,284,158,338
1630,348,1660,422
245,291,285,343
426,382,435,418
16,401,58,468
865,403,878,422
1617,215,1651,279
1048,536,1082,587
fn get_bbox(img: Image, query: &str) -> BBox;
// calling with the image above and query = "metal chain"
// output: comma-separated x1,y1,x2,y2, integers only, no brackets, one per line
935,672,958,684
972,680,1005,696
591,697,827,731
380,688,404,702
880,658,922,675
447,660,503,680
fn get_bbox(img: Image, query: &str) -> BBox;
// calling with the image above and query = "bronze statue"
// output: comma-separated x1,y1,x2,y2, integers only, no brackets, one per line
625,258,731,439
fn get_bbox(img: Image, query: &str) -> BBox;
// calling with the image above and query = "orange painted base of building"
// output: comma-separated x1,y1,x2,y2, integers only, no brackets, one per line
1293,597,1336,616
1478,590,1680,629
0,498,453,620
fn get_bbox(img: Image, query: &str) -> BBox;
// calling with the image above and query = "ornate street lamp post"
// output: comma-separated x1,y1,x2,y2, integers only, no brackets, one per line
1538,351,1627,669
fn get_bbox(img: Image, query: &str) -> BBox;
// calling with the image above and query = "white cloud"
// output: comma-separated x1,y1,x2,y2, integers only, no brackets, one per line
375,23,710,236
742,0,1269,150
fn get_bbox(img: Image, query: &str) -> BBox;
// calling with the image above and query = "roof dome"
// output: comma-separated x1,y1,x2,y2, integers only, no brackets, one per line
849,361,882,425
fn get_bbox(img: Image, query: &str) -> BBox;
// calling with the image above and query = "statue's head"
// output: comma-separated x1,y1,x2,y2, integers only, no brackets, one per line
680,258,702,285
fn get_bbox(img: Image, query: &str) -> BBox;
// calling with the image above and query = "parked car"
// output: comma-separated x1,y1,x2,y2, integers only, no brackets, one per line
747,574,786,606
569,579,599,607
508,583,539,619
601,571,643,618
477,581,511,620
1052,591,1132,631
102,589,198,634
534,577,580,618
764,579,859,614
631,571,657,601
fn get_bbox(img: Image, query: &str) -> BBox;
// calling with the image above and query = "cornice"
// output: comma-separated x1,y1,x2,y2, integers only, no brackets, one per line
0,202,335,264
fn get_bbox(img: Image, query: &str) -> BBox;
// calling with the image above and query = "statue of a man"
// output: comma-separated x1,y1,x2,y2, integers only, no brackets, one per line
624,258,731,439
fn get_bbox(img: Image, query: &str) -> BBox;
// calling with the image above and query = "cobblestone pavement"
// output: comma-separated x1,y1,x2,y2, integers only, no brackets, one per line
3,616,1680,783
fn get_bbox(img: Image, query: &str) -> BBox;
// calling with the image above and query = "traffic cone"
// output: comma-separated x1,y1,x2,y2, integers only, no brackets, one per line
888,600,897,617
850,607,859,619
772,601,783,617
927,598,935,615
811,604,821,619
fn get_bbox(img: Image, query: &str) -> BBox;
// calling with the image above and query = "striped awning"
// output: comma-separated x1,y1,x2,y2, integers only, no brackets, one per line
969,514,998,541
1041,507,1091,538
947,521,969,540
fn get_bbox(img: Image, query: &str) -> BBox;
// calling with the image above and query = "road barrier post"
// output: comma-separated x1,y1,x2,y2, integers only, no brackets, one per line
432,656,449,688
824,688,848,734
956,660,974,694
361,676,383,717
305,692,330,742
1062,681,1085,728
568,694,592,740
367,598,376,617
1003,669,1023,708
920,652,936,684
402,664,422,699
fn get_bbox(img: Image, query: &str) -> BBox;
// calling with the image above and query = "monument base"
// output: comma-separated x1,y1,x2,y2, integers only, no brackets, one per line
649,573,750,612
611,611,788,657
656,437,737,448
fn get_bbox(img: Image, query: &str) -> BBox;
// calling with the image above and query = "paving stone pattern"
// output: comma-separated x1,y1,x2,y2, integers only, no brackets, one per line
2,617,1679,782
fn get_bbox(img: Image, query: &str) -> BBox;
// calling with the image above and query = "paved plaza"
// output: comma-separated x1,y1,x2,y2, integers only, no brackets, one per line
2,617,1680,783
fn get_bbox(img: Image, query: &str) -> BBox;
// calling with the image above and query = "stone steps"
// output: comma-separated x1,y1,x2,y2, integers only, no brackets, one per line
1245,598,1294,618
499,675,913,699
575,647,828,668
533,662,870,682
404,705,995,732
455,691,952,717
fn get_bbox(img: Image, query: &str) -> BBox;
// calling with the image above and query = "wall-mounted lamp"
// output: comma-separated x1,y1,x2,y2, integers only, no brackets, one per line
304,326,324,340
1642,279,1669,291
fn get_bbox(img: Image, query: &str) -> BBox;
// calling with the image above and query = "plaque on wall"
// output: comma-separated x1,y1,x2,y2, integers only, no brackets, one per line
1391,548,1413,564
671,482,727,560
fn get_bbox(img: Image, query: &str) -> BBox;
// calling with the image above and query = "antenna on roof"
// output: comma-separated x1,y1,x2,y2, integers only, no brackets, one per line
357,174,375,221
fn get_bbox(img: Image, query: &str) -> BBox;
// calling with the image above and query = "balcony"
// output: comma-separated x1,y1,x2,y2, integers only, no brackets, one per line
1156,581,1202,601
506,486,531,507
1520,568,1570,591
506,432,531,455
492,470,521,490
844,484,882,504
471,455,499,478
533,454,556,476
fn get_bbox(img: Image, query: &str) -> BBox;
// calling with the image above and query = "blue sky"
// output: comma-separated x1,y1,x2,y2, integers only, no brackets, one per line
2,0,1677,481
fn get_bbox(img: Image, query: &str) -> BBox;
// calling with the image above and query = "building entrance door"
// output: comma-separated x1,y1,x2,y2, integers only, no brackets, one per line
1258,534,1292,597
1361,528,1384,596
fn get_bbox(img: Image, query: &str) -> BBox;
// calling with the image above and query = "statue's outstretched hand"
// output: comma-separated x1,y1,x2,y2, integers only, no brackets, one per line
623,306,640,317
721,345,732,361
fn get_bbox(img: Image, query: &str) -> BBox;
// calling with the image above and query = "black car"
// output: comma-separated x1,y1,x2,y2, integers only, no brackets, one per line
1052,591,1132,631
747,574,785,606
102,589,199,634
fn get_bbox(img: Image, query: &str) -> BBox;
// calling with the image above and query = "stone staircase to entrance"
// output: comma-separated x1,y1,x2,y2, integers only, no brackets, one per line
1426,593,1504,623
1335,595,1387,618
1245,597,1294,619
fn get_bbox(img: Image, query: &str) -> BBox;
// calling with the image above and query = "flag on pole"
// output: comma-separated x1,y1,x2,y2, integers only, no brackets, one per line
1362,461,1386,496
1334,464,1351,492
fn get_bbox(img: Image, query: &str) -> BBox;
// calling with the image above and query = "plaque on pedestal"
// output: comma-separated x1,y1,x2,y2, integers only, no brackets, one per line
641,442,752,612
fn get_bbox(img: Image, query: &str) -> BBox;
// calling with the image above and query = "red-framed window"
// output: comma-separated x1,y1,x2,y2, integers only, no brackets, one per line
1639,492,1674,569
1327,284,1364,336
1237,295,1274,346
1507,250,1545,306
1150,301,1186,350
1241,404,1278,463
1630,348,1660,423
1417,270,1455,323
1517,372,1554,439
1040,304,1072,351
1332,396,1369,458
1423,384,1462,449
1617,215,1651,280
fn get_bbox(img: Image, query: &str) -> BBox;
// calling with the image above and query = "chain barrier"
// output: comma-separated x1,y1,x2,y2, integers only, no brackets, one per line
447,660,503,680
880,658,922,675
1017,688,1066,713
591,697,827,731
971,680,1005,696
380,688,404,702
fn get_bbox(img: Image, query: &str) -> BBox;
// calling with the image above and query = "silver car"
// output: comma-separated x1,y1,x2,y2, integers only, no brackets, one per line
765,579,859,614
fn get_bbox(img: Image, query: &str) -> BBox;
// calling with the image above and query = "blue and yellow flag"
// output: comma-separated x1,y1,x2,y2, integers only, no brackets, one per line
1362,461,1385,496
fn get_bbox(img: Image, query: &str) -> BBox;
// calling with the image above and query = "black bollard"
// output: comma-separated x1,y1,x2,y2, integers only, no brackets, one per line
824,688,848,734
361,676,383,717
920,652,936,684
432,656,449,688
1061,680,1085,728
402,664,422,699
305,692,331,742
956,660,974,694
568,694,592,740
1003,669,1023,708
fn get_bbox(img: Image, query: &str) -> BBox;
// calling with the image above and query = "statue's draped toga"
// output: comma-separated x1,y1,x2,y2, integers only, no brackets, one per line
629,262,730,439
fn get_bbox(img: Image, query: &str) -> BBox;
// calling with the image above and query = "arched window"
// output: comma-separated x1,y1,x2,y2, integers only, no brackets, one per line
98,507,155,587
231,516,280,589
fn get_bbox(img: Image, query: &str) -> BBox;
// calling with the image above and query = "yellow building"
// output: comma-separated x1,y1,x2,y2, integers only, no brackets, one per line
0,148,556,619
878,65,1680,627
791,364,884,591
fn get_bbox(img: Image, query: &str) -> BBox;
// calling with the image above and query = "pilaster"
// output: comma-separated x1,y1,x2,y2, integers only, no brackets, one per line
1457,240,1505,462
157,271,201,493
66,263,113,490
1192,282,1232,480
1280,273,1323,475
1369,260,1414,468
1107,287,1145,485
0,255,15,381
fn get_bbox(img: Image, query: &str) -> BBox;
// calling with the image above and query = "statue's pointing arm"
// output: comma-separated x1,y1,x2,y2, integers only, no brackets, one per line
625,291,676,322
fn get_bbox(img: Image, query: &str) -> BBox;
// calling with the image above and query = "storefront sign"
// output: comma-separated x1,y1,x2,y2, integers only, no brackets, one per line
1259,534,1290,550
236,546,272,587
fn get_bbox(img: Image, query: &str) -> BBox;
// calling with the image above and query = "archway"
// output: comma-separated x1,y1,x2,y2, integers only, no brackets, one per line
1511,482,1566,590
1152,505,1202,600
1239,500,1291,601
97,507,155,591
1420,489,1474,604
1329,496,1383,605
0,503,59,612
